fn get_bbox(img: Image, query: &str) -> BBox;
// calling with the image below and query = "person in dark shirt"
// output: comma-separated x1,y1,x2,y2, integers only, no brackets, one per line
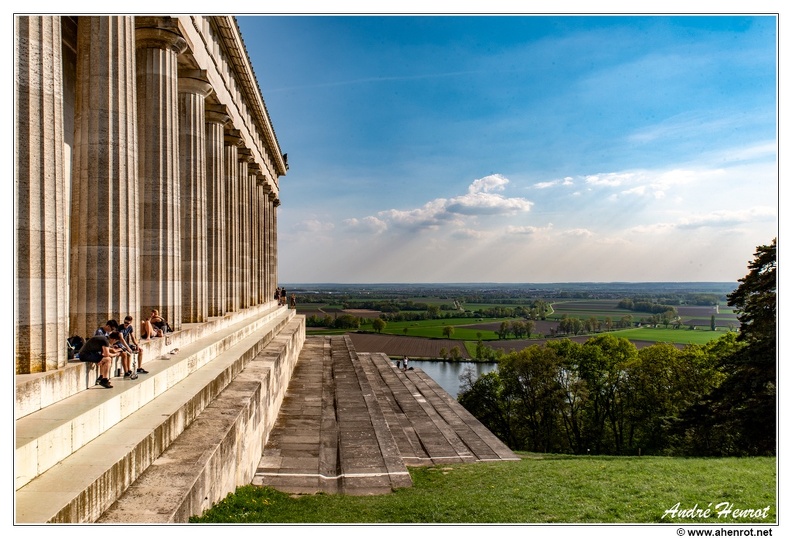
79,332,122,388
119,315,148,374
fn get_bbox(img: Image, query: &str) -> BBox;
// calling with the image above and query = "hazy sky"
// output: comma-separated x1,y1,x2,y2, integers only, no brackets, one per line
236,13,778,284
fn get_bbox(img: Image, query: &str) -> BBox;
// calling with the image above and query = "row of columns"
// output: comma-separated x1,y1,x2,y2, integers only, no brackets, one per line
15,16,282,374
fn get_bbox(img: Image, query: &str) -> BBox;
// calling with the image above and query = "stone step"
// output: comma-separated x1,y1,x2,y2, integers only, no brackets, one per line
253,337,518,497
253,335,412,495
14,308,299,523
96,316,305,523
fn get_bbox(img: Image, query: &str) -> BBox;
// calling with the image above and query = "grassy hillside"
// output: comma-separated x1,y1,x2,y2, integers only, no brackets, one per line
191,454,775,524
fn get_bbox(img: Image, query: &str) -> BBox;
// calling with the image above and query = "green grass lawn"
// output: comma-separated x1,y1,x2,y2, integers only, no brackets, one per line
191,454,776,524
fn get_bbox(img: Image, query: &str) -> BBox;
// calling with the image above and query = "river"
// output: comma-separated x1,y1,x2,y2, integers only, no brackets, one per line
395,359,499,398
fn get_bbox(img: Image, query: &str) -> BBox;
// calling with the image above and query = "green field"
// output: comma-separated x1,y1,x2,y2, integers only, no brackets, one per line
192,454,776,524
379,318,508,340
610,327,733,346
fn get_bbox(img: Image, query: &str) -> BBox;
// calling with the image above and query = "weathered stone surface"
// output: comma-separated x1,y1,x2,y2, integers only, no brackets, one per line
254,336,519,497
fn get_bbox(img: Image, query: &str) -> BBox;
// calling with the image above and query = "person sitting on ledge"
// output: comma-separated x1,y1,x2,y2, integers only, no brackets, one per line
109,330,133,377
120,315,148,374
150,309,173,335
79,331,122,389
142,309,172,339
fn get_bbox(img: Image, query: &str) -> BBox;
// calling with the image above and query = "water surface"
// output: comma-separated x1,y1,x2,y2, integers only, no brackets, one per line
394,359,498,398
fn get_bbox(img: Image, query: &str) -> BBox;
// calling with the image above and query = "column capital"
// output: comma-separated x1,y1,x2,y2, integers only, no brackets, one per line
238,148,254,163
224,129,243,147
135,16,187,54
179,69,213,98
205,104,231,127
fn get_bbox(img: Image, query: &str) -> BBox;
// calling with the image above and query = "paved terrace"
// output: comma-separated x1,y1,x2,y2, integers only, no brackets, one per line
254,335,519,495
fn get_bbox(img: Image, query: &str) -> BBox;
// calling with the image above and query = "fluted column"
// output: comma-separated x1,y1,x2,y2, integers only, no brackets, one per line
254,175,266,304
205,105,229,317
178,71,212,323
224,130,242,312
69,16,140,339
270,193,280,297
136,16,186,329
237,149,252,309
247,164,260,306
15,16,68,373
266,189,275,301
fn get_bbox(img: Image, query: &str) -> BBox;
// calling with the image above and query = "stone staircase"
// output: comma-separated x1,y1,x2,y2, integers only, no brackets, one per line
253,336,519,496
15,303,304,523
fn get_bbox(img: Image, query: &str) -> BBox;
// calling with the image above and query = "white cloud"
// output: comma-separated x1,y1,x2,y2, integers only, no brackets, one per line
506,223,554,236
352,174,533,232
562,228,594,238
342,216,388,234
291,219,335,233
468,174,509,193
451,228,486,240
629,206,776,234
675,207,777,230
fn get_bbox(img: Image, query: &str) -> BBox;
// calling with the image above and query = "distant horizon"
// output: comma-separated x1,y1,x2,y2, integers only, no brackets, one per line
278,280,737,287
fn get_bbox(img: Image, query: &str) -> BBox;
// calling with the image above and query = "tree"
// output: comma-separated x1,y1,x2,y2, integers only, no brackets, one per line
372,318,386,333
679,239,776,456
442,325,455,339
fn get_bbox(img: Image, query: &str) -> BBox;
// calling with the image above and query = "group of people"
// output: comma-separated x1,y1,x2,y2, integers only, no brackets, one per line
395,356,410,371
275,287,296,309
77,310,170,389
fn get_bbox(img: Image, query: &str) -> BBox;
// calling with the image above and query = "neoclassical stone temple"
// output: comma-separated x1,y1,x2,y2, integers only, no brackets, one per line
15,15,287,375
15,16,307,522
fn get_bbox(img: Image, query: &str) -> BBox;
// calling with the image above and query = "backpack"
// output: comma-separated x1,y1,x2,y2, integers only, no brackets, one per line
66,335,85,359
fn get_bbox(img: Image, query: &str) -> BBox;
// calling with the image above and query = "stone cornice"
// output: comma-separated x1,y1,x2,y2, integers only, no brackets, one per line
210,16,287,178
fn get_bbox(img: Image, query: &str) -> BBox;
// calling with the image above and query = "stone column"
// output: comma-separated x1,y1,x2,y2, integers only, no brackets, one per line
237,149,252,309
205,105,229,317
224,130,242,313
69,16,140,339
15,16,68,373
270,194,280,297
248,164,260,306
266,189,275,301
261,184,270,302
254,174,266,304
135,16,186,329
178,70,212,323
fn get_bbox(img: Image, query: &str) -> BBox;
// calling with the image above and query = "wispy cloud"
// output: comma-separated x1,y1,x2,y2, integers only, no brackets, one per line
342,216,388,234
291,219,335,233
629,206,776,233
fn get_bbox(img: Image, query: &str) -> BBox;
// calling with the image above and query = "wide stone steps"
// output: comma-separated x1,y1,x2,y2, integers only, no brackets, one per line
15,304,300,523
96,316,305,523
253,336,518,496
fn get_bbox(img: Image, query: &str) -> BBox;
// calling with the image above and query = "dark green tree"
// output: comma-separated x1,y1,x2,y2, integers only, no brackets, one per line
679,239,776,455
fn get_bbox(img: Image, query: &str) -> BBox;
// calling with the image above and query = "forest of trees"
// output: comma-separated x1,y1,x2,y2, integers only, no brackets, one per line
459,239,776,457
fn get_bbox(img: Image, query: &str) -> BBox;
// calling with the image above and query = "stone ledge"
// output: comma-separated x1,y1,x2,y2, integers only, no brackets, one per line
96,317,304,523
15,301,283,420
14,314,302,523
15,305,292,491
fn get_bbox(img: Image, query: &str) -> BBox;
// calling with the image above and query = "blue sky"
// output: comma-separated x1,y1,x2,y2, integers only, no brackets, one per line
236,14,778,284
